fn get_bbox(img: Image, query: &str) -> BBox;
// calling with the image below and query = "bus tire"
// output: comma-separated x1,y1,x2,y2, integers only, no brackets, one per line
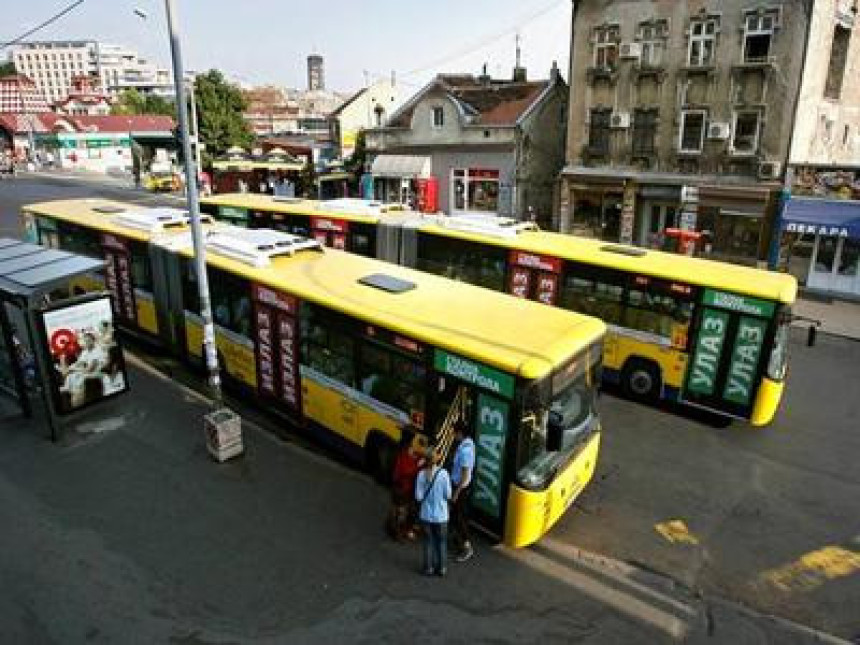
365,432,396,486
621,359,662,402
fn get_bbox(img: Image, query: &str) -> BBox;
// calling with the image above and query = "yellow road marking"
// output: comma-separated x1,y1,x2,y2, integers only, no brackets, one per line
762,546,860,592
654,519,699,546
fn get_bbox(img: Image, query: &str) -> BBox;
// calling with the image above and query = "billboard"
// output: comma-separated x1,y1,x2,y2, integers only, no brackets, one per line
41,295,128,414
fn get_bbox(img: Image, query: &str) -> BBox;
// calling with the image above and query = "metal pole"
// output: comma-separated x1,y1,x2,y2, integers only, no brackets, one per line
165,0,221,400
188,79,202,173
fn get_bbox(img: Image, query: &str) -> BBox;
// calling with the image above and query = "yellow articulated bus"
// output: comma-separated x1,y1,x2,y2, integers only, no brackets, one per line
22,199,606,548
200,193,798,426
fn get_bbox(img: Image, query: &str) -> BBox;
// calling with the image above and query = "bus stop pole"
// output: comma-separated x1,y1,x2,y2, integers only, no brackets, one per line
165,0,222,401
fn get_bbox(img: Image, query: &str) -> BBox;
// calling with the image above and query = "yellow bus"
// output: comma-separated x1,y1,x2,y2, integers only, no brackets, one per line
22,199,606,548
200,193,798,426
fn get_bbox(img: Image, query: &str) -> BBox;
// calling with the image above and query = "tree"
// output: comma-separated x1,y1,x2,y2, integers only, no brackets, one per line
193,70,253,166
299,158,318,198
0,61,16,78
111,89,174,116
343,129,368,195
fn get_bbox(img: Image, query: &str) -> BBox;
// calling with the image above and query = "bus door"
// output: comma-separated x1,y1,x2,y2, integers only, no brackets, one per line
431,348,517,539
100,233,137,326
252,284,301,415
310,216,348,250
507,250,562,305
682,289,776,419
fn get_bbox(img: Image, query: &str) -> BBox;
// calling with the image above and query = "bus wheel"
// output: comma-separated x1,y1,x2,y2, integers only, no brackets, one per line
621,360,662,402
366,433,395,486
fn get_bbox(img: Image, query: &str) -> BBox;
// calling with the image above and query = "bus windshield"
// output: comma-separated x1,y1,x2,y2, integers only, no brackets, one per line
517,347,602,490
767,308,791,381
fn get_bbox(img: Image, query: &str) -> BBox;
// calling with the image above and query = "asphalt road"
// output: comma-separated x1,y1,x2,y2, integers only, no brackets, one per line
0,175,857,642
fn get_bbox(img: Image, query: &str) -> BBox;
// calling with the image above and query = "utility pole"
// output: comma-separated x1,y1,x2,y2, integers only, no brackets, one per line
188,76,202,174
164,0,221,399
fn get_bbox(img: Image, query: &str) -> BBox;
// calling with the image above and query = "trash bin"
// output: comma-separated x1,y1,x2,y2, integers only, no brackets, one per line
204,407,243,462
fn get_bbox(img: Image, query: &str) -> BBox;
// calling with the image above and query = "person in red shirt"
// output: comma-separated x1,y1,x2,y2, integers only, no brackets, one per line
387,427,424,541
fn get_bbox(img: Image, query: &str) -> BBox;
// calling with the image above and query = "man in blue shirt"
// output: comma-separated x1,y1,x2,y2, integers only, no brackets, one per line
450,422,476,562
415,447,452,576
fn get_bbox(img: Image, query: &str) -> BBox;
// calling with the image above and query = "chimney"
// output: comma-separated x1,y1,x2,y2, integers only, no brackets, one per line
512,32,527,82
550,60,560,82
478,62,491,85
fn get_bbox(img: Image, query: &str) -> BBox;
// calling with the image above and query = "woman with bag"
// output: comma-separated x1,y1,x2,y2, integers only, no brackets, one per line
415,446,452,576
386,427,423,541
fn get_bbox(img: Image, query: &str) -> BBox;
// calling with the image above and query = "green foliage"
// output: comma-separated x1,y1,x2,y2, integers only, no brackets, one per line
299,158,318,198
343,128,368,182
111,89,174,116
193,70,254,165
0,61,16,78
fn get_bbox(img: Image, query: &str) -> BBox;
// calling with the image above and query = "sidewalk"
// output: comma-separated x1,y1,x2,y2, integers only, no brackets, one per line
18,168,184,201
793,293,860,340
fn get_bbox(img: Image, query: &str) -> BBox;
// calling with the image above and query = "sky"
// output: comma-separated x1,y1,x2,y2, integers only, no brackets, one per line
2,0,573,93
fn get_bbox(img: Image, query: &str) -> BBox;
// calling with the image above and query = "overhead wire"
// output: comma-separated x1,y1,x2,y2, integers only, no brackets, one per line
1,0,87,51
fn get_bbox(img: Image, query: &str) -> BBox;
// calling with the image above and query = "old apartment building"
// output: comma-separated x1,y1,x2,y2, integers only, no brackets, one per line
560,0,860,267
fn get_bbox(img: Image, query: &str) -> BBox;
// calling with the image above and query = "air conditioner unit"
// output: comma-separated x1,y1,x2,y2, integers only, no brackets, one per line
758,161,782,180
610,111,630,129
619,42,642,60
707,122,730,140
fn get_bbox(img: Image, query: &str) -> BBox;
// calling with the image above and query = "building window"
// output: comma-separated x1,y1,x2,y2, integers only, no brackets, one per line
688,17,718,66
432,106,444,128
450,168,501,215
588,108,612,155
632,109,657,155
593,25,620,69
825,25,851,99
731,111,760,154
743,10,778,62
679,110,706,153
638,21,668,66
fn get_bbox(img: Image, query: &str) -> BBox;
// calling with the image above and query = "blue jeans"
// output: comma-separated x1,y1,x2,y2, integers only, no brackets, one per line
421,521,447,573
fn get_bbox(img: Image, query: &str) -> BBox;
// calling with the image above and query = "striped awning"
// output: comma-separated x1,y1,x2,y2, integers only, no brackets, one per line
370,154,431,178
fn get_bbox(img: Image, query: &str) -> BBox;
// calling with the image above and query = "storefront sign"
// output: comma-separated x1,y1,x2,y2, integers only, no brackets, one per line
686,308,729,396
434,349,515,399
41,295,128,414
468,168,500,179
785,222,849,238
723,316,767,406
472,393,509,519
703,289,775,318
510,250,562,274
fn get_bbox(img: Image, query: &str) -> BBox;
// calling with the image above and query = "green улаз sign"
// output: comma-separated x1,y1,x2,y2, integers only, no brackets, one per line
723,316,767,405
686,308,729,396
472,393,509,519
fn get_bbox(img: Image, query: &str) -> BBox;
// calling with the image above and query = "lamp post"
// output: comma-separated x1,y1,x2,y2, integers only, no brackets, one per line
163,0,221,399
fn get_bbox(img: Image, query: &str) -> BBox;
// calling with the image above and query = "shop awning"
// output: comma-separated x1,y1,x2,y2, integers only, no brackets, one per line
370,154,431,178
781,198,860,239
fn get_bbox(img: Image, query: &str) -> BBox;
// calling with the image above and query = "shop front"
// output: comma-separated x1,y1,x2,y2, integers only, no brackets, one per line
369,154,432,207
781,198,860,298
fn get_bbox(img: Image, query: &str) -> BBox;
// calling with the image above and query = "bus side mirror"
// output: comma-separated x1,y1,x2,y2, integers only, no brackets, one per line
547,411,563,452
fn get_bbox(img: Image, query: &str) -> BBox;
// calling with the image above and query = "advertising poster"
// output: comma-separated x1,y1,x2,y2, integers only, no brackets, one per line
41,296,128,414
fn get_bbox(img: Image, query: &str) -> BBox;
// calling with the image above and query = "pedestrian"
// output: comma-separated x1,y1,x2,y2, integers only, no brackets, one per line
415,446,451,577
387,427,423,542
450,420,476,562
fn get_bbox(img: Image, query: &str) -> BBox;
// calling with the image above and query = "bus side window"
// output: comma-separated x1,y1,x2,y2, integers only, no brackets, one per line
128,241,153,292
209,268,252,337
299,305,356,387
58,221,102,259
181,259,201,314
560,265,625,325
358,340,426,416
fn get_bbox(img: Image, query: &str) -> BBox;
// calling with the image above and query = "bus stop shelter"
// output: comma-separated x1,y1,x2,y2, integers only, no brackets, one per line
0,238,106,439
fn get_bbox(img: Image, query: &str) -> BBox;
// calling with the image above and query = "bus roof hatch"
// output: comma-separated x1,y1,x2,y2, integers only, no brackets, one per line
436,213,538,238
205,227,322,267
114,207,212,233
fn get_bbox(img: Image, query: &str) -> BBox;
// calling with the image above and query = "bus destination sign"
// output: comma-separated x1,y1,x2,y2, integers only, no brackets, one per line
434,349,515,399
703,289,775,318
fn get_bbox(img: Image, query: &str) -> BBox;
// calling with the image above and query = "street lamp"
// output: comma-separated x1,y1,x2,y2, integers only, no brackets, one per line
161,0,222,399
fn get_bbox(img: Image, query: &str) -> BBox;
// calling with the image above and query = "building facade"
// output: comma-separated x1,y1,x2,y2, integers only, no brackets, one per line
53,75,111,116
779,0,860,297
329,78,406,158
560,0,820,266
365,66,568,223
12,41,172,104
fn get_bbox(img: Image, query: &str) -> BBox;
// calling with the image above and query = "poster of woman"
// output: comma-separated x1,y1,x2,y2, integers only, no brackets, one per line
41,296,128,414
